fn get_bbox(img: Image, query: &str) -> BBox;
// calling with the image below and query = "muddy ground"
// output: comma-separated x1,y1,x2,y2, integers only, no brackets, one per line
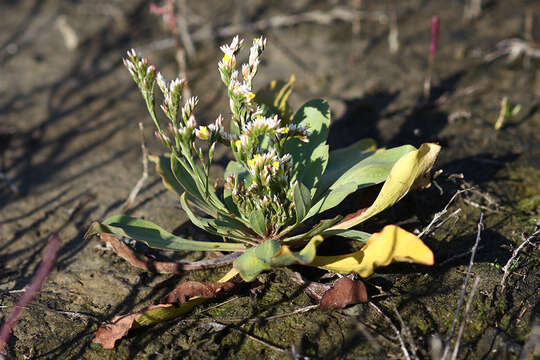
1,0,539,359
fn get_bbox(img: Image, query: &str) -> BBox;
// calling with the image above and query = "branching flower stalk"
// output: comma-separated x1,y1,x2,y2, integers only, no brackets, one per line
124,37,308,239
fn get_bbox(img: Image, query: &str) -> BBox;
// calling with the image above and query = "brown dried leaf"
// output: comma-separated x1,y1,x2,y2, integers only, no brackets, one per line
161,281,236,304
92,304,173,349
99,233,239,273
289,271,331,301
319,277,368,309
92,270,239,349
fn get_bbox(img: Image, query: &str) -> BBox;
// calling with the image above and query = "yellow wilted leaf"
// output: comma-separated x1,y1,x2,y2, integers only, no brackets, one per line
311,225,434,277
330,143,441,230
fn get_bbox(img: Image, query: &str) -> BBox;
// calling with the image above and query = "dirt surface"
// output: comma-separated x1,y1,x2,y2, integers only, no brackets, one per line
1,0,539,359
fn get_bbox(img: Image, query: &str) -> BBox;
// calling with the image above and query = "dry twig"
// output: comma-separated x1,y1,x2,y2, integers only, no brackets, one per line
450,276,480,360
418,188,471,238
501,229,540,290
121,122,148,212
369,302,411,360
442,213,483,360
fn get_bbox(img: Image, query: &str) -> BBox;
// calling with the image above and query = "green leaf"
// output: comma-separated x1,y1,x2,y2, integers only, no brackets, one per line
293,181,311,223
223,161,250,217
85,214,246,252
307,145,417,217
270,235,324,267
306,182,357,219
170,154,210,209
180,193,252,241
249,209,267,237
283,215,342,243
327,145,416,193
149,154,185,198
233,240,279,282
314,138,377,198
234,236,324,281
330,143,441,230
321,229,371,242
285,99,330,191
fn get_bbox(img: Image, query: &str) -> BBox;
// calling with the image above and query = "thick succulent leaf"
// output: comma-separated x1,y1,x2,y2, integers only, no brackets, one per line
180,193,253,241
85,215,246,252
293,181,312,223
330,143,441,230
311,225,434,277
234,236,324,281
321,229,371,242
306,182,357,219
255,75,295,122
307,145,418,219
327,145,416,192
283,215,343,243
223,161,250,217
285,99,330,191
249,209,267,237
149,154,185,197
314,138,378,198
172,153,228,216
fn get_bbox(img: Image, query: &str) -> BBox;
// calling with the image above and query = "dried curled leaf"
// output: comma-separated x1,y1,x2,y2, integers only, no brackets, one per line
161,281,235,305
92,268,238,349
311,225,434,277
320,277,368,309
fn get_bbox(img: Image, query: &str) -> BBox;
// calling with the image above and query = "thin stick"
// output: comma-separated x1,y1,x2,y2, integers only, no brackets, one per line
450,276,480,360
419,188,471,238
0,234,60,352
196,296,242,314
232,328,287,354
501,229,540,290
177,0,196,60
150,0,192,99
262,305,319,321
392,304,419,360
121,122,148,212
438,245,484,267
442,213,483,360
369,302,411,360
0,304,98,320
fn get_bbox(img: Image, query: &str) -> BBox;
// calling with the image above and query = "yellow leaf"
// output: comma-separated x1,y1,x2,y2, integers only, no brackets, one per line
330,143,441,230
311,225,434,277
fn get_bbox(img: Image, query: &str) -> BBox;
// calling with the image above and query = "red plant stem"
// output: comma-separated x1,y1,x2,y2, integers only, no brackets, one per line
424,15,439,99
0,234,60,353
430,16,439,57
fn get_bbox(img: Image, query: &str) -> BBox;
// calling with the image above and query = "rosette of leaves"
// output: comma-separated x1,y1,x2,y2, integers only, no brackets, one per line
85,37,440,347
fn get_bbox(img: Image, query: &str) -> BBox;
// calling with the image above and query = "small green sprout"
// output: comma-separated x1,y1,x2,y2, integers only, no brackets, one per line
494,96,521,130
